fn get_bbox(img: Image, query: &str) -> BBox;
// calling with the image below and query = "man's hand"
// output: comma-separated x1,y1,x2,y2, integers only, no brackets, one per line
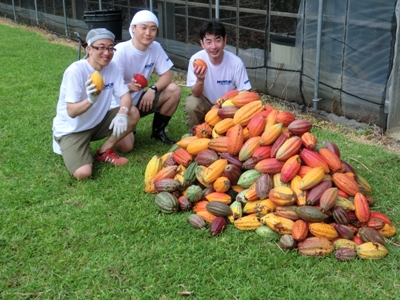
109,113,128,138
85,76,100,104
138,90,155,112
193,65,207,81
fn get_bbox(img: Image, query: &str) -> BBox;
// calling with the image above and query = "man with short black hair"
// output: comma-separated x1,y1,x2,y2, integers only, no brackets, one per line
184,19,252,130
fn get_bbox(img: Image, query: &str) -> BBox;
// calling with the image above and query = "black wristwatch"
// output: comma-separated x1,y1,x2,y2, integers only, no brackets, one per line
149,85,158,93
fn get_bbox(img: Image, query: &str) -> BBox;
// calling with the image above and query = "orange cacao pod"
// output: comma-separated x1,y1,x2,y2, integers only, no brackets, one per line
226,124,244,156
301,132,317,149
275,111,295,127
318,147,342,173
254,158,285,174
208,136,229,153
332,173,360,196
205,191,232,205
292,219,309,241
354,192,370,223
247,114,267,137
231,91,260,107
280,154,302,183
173,148,193,167
252,145,272,162
196,210,217,223
194,123,213,138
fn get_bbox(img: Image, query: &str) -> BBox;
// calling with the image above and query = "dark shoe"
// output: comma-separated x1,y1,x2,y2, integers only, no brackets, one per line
151,113,176,145
151,130,176,145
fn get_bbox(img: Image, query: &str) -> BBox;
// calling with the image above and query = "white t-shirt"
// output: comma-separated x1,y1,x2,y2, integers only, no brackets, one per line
186,50,251,104
111,40,174,107
52,59,129,152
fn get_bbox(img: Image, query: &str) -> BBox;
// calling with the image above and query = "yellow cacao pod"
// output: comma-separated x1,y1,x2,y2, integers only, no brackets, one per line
357,242,388,260
90,71,104,95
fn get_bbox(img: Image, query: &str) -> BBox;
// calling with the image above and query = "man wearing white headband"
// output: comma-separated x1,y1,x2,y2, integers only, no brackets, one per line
52,28,140,179
111,10,181,150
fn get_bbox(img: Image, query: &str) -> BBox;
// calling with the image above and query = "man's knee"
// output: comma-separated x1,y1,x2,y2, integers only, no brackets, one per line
73,164,92,180
184,95,202,112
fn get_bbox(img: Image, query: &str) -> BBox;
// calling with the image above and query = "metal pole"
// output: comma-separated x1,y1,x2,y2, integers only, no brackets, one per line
313,0,323,110
62,0,69,36
150,0,153,12
215,0,220,19
34,0,39,25
11,0,17,23
99,0,103,10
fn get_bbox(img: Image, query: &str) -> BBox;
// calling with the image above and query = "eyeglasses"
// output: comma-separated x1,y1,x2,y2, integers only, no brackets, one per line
91,46,116,53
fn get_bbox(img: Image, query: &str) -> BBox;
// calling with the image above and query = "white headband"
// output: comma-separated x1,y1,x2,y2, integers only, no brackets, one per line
129,10,159,38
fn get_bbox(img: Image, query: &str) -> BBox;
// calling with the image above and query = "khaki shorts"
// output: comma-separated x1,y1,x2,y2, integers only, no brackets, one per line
54,107,119,175
136,90,161,118
183,94,213,129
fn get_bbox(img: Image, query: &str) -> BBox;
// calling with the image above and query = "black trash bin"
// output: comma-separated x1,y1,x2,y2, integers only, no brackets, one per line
83,9,124,41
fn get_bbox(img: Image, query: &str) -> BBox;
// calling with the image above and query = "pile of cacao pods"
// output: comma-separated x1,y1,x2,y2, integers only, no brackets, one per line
144,90,397,261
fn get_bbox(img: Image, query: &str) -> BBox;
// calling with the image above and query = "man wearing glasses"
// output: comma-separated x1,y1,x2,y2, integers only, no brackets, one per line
52,28,140,180
111,10,181,151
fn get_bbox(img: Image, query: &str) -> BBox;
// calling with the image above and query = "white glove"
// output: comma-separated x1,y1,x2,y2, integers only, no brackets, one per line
85,76,100,104
109,113,128,138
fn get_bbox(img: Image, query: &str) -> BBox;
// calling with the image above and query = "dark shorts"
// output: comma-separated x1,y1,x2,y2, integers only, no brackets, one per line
54,107,119,175
136,90,161,118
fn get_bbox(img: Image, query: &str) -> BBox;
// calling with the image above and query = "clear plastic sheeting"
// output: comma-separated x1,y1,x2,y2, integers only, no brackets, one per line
295,0,396,127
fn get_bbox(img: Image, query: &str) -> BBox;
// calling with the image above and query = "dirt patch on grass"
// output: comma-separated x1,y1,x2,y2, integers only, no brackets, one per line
2,16,399,154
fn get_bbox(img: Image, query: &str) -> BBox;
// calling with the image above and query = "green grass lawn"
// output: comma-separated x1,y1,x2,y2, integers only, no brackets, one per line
0,21,399,299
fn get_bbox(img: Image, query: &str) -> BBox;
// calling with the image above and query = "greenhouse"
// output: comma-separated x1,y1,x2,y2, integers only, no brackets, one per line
1,0,399,139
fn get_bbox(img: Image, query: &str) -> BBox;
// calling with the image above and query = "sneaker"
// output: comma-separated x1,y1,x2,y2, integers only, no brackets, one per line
95,149,129,166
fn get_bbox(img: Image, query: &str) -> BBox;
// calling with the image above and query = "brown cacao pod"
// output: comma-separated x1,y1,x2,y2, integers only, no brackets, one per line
194,149,219,167
297,237,334,257
255,173,274,200
319,187,338,212
358,227,385,245
188,214,206,229
280,234,297,250
335,248,357,262
306,179,333,206
287,119,313,135
296,205,328,222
